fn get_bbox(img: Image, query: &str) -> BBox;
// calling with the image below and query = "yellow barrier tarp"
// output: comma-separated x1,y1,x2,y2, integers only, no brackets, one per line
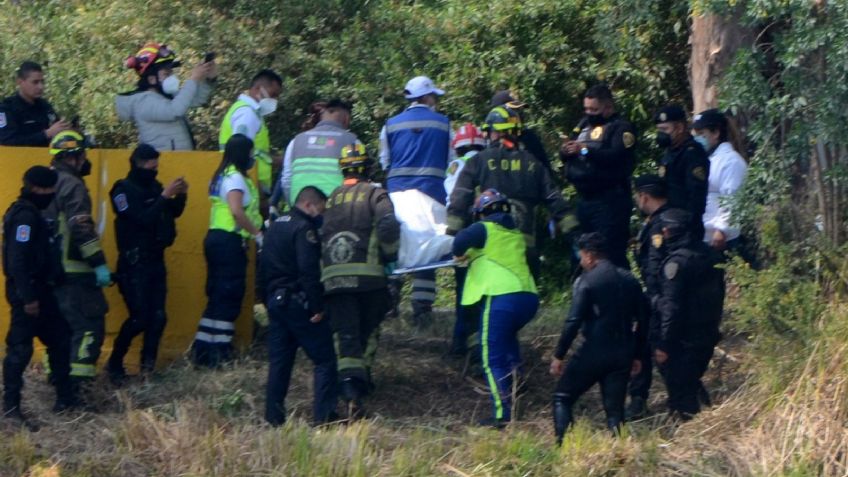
0,147,256,372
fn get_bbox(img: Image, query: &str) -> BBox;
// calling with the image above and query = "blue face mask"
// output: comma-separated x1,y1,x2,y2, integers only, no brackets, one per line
693,135,710,151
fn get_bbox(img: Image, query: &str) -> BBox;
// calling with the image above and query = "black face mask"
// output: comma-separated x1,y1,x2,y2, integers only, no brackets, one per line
130,167,158,184
79,159,93,177
656,132,673,149
22,190,55,210
585,113,605,126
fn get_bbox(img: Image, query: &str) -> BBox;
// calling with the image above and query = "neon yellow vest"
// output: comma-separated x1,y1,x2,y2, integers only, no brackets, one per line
461,221,537,306
209,165,262,239
219,99,272,192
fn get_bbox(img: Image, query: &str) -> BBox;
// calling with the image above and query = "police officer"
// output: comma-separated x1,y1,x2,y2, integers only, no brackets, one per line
3,166,76,426
654,105,710,240
45,131,112,383
625,174,684,419
321,144,400,417
219,69,283,197
654,209,724,420
379,75,452,325
453,190,539,428
260,186,338,426
448,106,573,280
550,233,647,443
277,98,359,207
560,84,637,268
0,61,70,146
107,144,187,381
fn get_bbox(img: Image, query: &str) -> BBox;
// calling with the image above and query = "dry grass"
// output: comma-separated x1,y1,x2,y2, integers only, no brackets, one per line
0,301,844,476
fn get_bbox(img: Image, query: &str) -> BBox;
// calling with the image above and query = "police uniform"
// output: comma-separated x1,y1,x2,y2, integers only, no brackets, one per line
0,93,58,146
561,114,637,268
321,178,400,406
453,212,538,425
45,160,109,380
260,207,338,425
447,140,572,280
3,183,74,414
107,159,186,376
655,213,724,418
380,102,451,320
220,95,274,194
192,164,262,367
552,259,647,440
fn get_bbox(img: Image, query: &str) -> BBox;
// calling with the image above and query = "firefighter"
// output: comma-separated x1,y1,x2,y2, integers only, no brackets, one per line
321,143,400,417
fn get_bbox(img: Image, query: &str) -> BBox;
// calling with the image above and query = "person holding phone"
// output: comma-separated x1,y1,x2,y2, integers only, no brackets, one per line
0,61,70,146
116,43,216,151
106,144,188,383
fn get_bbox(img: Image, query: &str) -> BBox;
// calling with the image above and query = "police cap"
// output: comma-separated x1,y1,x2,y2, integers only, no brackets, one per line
130,143,160,166
692,108,727,130
23,165,58,188
654,104,687,124
634,174,668,198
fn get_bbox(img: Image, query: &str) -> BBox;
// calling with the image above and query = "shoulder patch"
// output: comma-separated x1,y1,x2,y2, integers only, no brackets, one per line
663,261,679,279
590,126,604,140
306,229,318,244
447,162,459,175
15,225,31,242
0,112,6,128
692,166,707,181
658,165,667,178
113,193,129,212
622,131,635,148
652,234,664,249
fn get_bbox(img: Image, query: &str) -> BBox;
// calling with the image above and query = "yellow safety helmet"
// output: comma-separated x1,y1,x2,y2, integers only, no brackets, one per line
49,130,86,157
483,106,522,134
339,143,370,173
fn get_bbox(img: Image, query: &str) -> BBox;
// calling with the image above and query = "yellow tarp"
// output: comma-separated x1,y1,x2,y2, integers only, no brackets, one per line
0,147,256,371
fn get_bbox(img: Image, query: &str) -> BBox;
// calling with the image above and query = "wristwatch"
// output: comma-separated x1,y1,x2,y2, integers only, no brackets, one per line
580,147,589,156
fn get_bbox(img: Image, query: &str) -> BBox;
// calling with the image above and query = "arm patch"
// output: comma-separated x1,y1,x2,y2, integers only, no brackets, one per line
15,225,31,242
663,261,679,279
113,193,129,212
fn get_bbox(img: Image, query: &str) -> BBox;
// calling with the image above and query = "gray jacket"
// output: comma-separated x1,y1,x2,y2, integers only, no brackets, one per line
115,79,213,151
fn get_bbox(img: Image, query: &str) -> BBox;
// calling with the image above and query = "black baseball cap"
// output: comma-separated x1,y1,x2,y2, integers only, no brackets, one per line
654,104,687,124
634,174,668,198
692,108,727,129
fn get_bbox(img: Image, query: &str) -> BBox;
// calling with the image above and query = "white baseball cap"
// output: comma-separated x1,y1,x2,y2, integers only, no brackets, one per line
403,76,445,99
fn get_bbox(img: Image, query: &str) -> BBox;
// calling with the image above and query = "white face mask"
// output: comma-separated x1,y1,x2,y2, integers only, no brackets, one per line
258,97,278,116
161,75,180,95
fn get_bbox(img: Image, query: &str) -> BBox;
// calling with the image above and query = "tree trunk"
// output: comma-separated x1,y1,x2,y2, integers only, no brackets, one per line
688,6,754,113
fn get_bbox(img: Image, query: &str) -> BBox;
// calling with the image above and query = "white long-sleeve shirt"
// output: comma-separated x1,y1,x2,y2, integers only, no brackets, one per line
703,141,748,242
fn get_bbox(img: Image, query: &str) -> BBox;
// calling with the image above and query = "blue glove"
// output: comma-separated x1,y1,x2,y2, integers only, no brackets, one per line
94,265,112,287
383,262,397,275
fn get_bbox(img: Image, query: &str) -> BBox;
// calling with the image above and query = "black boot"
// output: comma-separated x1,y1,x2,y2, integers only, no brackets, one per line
553,394,573,445
698,382,712,407
3,403,39,432
625,396,647,421
341,378,365,420
607,416,623,436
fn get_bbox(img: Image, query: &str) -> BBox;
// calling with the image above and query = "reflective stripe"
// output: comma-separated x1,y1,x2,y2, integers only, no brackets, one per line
77,331,94,360
411,291,435,301
386,167,446,179
481,296,504,419
292,167,343,175
336,356,365,372
199,318,235,331
412,279,436,289
447,215,466,232
70,363,96,377
321,263,384,280
79,239,102,259
386,120,451,134
194,331,234,343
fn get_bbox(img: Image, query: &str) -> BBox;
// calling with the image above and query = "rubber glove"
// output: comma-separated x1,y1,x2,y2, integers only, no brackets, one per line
94,265,113,287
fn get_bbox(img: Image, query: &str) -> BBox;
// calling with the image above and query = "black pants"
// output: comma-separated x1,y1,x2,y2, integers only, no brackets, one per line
193,230,247,367
265,290,337,425
658,341,715,416
4,290,73,409
110,258,167,373
576,189,632,269
554,345,631,427
326,289,389,388
628,340,654,400
54,278,108,380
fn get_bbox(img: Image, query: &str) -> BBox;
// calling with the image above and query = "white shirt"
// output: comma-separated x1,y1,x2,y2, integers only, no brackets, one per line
230,93,262,140
703,142,747,242
220,171,251,207
444,150,478,205
378,103,456,170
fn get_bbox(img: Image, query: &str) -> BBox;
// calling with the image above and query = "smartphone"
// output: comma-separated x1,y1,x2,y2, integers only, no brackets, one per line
204,52,216,63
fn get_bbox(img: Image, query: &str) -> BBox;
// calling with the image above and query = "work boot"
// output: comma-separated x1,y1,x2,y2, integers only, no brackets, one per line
624,396,647,421
553,396,573,445
341,378,365,420
698,382,712,407
385,279,402,320
478,416,508,429
607,416,623,436
3,405,40,432
52,396,80,414
107,359,127,387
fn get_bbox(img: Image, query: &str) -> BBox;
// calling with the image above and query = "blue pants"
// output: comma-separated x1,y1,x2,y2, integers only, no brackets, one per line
193,230,247,367
265,290,338,425
479,292,539,421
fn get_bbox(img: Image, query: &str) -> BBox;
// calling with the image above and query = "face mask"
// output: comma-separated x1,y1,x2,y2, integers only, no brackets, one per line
258,98,278,116
79,159,92,177
655,132,672,149
585,113,605,126
161,75,180,95
693,135,710,151
131,167,159,184
23,191,55,210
